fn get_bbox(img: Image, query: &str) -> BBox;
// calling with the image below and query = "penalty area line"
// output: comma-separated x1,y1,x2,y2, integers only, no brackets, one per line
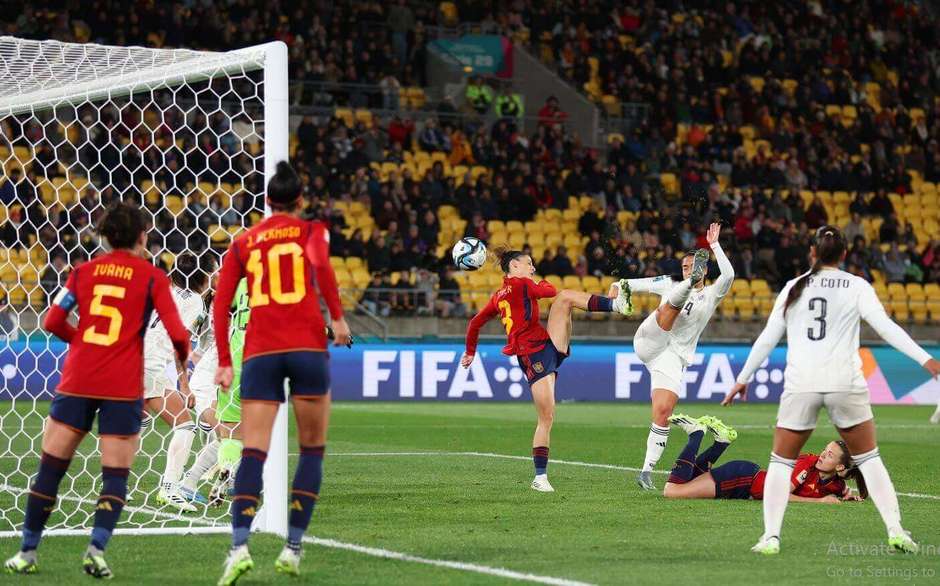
0,483,595,585
304,535,596,586
324,451,940,500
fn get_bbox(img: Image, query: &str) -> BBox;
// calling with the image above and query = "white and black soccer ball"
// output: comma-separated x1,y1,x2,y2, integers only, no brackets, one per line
452,237,487,271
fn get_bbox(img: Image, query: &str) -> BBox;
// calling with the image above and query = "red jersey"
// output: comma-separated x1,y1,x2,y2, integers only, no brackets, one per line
465,277,557,357
214,214,343,367
44,250,190,400
749,454,848,500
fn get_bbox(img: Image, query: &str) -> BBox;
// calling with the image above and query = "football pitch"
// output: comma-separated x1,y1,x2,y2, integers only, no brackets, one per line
1,401,939,585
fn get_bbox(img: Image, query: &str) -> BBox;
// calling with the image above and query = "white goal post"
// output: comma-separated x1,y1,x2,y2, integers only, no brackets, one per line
0,37,289,537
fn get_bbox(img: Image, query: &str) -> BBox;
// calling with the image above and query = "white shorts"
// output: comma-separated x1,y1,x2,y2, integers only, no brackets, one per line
647,350,685,395
634,312,670,365
143,365,174,400
191,346,219,423
776,391,874,431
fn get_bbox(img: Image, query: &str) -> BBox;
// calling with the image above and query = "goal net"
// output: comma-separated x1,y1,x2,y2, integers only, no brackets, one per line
0,37,288,537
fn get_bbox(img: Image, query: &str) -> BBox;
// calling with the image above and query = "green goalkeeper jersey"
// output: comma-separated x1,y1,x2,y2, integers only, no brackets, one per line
217,278,249,423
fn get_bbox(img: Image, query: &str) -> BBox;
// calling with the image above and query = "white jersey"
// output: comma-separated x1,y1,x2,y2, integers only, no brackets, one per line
737,267,932,393
144,286,205,372
628,242,734,364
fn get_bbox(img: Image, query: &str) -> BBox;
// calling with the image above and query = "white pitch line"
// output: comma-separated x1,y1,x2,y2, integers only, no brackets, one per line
0,482,596,586
304,536,595,586
322,451,940,500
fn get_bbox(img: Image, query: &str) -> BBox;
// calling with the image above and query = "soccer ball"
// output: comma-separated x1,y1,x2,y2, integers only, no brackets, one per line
452,237,487,271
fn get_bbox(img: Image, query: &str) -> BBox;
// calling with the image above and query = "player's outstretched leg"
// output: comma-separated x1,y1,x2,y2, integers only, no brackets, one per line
149,392,198,512
664,414,707,486
180,430,217,505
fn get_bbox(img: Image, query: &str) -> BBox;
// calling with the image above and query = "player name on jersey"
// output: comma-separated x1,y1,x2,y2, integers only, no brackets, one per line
91,263,134,280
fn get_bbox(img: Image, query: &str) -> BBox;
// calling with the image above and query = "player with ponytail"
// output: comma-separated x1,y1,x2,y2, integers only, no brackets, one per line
725,225,939,555
461,245,629,492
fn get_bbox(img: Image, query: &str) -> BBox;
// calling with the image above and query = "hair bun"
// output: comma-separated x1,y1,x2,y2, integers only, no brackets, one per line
275,160,292,176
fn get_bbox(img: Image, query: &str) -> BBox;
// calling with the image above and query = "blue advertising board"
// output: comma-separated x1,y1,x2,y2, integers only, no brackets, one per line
2,341,937,404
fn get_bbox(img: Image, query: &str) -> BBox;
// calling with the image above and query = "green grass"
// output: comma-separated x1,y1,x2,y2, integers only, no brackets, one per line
2,400,940,585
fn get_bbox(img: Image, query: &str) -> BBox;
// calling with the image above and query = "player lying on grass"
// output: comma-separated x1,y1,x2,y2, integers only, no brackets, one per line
213,161,351,585
179,278,249,506
461,247,630,492
608,223,734,491
662,414,866,503
140,252,215,512
4,203,190,579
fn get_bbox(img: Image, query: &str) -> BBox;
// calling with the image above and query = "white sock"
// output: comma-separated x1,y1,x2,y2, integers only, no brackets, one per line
181,436,219,492
761,453,796,541
642,423,670,472
666,280,693,309
854,448,904,536
162,422,196,489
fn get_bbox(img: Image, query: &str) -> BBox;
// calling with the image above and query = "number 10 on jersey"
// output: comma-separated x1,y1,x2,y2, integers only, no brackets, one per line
246,242,307,307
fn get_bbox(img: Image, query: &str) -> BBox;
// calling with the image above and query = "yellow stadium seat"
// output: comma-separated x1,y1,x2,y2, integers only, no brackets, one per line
334,107,354,127
562,209,581,222
346,257,363,270
487,220,506,234
562,276,581,290
905,283,925,301
887,283,907,300
505,220,524,233
720,302,736,319
582,276,601,291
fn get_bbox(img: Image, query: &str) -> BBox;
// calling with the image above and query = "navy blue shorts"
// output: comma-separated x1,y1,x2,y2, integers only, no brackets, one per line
241,351,330,402
711,460,761,499
518,340,568,386
49,394,144,437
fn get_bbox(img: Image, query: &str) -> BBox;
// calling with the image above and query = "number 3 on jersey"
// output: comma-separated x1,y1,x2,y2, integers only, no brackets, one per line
82,284,126,346
497,300,513,334
246,242,306,307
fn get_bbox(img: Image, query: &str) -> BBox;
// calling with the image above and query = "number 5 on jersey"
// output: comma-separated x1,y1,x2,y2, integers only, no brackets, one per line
246,242,307,307
82,284,126,346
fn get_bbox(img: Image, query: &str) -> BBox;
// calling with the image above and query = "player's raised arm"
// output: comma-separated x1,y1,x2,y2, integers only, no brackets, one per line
213,243,244,371
462,298,499,367
150,271,191,364
43,269,79,342
706,223,734,298
724,288,789,406
857,281,940,376
305,221,350,346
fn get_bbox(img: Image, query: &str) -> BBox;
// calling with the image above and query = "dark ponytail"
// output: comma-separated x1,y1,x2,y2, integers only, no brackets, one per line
267,160,302,210
99,201,148,250
491,244,524,274
836,440,868,499
783,225,847,315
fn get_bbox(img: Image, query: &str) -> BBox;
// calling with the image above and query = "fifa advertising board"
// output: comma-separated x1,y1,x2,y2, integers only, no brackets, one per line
3,341,938,404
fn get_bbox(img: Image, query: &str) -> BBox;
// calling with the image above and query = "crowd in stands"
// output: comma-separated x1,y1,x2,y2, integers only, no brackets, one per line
1,0,939,322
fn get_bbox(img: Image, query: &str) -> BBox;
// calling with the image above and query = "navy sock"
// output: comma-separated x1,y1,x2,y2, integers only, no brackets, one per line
21,452,71,552
587,295,614,312
90,466,129,551
533,446,549,476
694,441,731,474
287,445,325,551
231,448,266,548
667,431,704,484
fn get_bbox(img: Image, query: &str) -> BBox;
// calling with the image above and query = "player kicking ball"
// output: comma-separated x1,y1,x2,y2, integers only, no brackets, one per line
4,203,190,578
214,162,351,585
609,223,734,490
663,414,866,503
461,247,629,492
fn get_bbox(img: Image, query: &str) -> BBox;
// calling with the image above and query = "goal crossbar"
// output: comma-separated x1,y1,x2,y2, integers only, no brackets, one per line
0,36,271,116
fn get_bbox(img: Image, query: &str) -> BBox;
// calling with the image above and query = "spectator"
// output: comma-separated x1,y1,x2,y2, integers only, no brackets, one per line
844,212,865,243
391,270,414,314
495,86,524,123
413,268,438,316
360,273,391,317
537,248,557,276
435,266,466,318
465,76,493,115
553,246,574,276
40,254,68,303
537,96,567,128
387,0,415,64
418,119,449,152
883,245,907,283
0,168,21,205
